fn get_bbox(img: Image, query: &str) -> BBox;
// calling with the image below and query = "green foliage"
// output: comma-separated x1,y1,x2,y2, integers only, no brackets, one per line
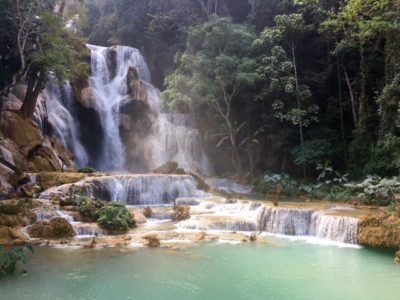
346,176,400,206
96,203,134,233
300,183,355,201
0,245,33,277
78,167,96,174
77,197,104,222
254,173,298,196
291,139,332,167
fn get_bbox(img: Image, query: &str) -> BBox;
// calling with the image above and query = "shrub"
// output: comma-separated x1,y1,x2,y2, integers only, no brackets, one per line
78,167,96,174
301,183,355,202
96,203,134,233
77,197,103,221
143,206,152,218
254,173,298,196
173,205,190,221
346,176,400,205
0,245,33,276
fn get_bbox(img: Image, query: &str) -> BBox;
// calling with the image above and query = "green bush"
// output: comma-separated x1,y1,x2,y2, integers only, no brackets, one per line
300,183,355,201
96,203,134,233
253,173,298,196
346,176,400,206
78,167,96,174
0,245,33,276
77,197,104,221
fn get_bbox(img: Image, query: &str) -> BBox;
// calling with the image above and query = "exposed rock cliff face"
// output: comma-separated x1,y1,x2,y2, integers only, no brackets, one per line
0,90,76,198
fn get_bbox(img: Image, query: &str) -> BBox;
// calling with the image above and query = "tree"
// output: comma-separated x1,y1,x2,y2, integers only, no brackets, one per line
0,0,88,118
20,13,88,118
254,13,319,177
163,17,259,176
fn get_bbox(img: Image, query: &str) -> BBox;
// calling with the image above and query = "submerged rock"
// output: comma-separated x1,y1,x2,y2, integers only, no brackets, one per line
28,217,75,239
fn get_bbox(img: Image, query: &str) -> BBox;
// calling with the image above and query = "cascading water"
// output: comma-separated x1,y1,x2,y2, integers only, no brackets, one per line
257,207,359,244
40,174,210,206
86,45,210,174
43,81,88,167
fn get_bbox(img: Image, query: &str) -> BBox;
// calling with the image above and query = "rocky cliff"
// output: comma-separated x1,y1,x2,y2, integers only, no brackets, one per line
0,87,76,198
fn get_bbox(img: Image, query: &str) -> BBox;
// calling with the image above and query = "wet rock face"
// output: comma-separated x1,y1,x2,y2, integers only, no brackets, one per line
28,217,75,239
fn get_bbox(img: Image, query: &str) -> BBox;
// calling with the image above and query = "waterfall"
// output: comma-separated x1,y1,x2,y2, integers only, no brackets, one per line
44,81,88,167
86,45,210,174
257,207,359,244
40,174,210,206
87,45,130,171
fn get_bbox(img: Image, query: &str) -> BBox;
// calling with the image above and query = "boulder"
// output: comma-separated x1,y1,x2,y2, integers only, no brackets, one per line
28,217,75,239
28,145,62,172
79,87,97,109
0,180,14,198
0,111,42,155
20,183,41,198
1,93,22,110
153,161,179,174
0,214,32,227
0,226,27,246
143,235,160,248
127,208,147,224
38,172,86,191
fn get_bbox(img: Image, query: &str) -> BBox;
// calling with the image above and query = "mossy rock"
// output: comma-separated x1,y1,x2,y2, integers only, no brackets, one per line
143,235,160,248
358,214,400,249
38,172,86,191
28,217,75,239
153,161,179,174
0,226,27,246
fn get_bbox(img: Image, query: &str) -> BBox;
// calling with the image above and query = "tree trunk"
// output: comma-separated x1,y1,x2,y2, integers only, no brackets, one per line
337,57,347,165
358,45,369,131
20,77,42,118
343,67,358,128
291,40,306,178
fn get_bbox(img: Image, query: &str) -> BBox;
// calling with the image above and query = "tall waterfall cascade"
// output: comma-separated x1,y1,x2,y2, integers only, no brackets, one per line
41,81,89,167
86,45,211,174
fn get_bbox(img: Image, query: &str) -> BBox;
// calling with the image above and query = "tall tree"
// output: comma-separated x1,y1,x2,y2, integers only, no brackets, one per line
163,17,258,175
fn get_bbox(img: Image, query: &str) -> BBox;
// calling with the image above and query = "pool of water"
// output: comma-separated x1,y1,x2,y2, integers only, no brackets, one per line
1,238,399,300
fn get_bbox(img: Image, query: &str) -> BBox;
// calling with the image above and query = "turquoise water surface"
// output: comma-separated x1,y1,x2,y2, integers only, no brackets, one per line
1,238,399,300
